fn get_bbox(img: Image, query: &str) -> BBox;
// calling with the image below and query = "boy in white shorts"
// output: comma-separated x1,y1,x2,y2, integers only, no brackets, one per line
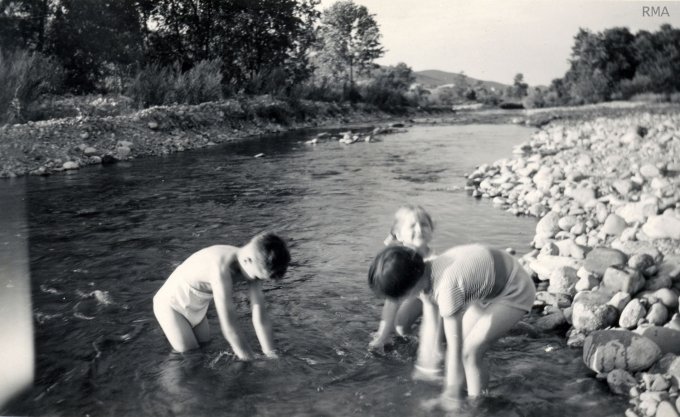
153,232,290,360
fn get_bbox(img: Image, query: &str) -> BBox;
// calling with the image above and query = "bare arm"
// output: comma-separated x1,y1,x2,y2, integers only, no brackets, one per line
369,298,401,349
414,295,443,376
248,280,277,358
442,313,465,399
212,271,255,361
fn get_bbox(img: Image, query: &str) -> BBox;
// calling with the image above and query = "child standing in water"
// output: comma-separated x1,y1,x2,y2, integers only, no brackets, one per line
368,243,535,408
369,205,435,351
153,232,290,360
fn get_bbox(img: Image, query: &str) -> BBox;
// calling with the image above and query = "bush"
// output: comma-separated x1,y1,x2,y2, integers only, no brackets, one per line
0,48,64,124
126,59,223,108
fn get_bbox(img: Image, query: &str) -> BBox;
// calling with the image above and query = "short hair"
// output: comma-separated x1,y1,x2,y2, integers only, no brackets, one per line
251,232,290,280
368,245,425,299
391,205,434,236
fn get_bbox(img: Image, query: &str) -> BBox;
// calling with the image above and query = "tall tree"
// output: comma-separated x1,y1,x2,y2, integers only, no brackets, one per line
316,0,384,89
49,0,145,92
0,0,54,52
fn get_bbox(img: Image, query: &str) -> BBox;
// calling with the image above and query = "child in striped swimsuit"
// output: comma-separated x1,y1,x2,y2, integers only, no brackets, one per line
368,243,535,408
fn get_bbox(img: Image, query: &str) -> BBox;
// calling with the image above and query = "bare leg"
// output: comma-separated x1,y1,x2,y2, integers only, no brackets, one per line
462,303,526,396
153,299,200,352
194,316,210,345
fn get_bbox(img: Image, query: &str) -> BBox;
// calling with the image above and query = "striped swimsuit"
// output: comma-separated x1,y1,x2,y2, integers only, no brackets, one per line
428,244,509,317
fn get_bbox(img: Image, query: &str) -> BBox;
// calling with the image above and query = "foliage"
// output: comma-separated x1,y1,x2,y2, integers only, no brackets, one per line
546,24,680,105
359,63,415,109
315,0,384,88
0,48,63,123
126,59,222,108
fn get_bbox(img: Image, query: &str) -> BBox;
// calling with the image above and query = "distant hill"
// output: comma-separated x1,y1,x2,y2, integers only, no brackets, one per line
414,69,508,92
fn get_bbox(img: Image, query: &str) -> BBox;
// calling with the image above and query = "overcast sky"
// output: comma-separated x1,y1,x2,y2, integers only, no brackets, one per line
317,0,679,86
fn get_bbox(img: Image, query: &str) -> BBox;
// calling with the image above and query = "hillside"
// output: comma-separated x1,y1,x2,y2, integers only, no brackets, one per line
414,69,508,92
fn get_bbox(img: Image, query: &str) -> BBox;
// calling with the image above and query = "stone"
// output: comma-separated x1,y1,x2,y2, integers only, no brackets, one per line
613,179,636,196
116,146,132,159
640,164,661,179
612,240,664,263
646,276,673,292
655,401,679,417
566,186,597,206
584,248,628,277
558,215,578,231
148,121,159,129
616,200,659,224
540,242,559,256
83,147,98,156
652,288,679,310
642,215,680,240
555,239,587,259
575,274,600,292
548,266,579,295
606,369,638,395
608,292,632,312
583,329,661,374
62,161,79,170
620,299,647,329
572,291,619,332
529,255,583,281
647,304,670,326
602,267,645,295
652,353,680,385
535,311,568,331
629,254,657,272
536,211,561,238
602,214,628,236
635,326,680,355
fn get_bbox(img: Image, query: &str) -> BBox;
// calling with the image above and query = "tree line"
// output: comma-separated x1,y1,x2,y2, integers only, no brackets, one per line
0,0,417,123
526,24,680,108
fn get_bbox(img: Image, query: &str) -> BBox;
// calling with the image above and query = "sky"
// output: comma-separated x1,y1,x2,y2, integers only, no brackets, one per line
317,0,680,86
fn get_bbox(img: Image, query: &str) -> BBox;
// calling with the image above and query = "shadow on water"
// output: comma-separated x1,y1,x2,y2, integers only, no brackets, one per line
2,124,627,416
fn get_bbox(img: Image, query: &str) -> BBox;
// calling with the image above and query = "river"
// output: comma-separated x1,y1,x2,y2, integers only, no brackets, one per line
1,123,626,416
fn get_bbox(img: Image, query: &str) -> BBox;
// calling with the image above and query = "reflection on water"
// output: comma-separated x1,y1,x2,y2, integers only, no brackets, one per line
3,124,626,416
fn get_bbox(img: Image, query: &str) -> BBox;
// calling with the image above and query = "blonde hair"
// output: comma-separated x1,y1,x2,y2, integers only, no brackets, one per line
390,205,434,238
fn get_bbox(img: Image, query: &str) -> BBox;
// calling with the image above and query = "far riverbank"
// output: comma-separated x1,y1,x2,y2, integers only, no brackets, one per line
1,95,677,179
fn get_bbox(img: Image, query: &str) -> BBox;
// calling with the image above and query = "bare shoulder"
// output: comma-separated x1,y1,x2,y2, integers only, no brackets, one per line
176,245,238,289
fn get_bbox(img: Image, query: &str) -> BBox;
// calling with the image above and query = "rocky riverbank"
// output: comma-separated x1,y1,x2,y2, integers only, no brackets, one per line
466,108,680,416
0,95,430,179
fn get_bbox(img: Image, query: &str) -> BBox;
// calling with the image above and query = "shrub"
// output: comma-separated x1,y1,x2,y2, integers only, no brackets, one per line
0,48,64,124
126,59,222,108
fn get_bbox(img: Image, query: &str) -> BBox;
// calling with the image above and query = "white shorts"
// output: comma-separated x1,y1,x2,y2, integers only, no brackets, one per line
154,273,213,327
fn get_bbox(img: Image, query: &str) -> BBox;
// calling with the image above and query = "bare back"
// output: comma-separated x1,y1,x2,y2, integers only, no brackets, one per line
169,245,242,293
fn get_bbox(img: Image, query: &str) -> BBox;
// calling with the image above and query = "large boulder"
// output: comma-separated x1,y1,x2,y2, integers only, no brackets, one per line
583,329,662,374
583,248,628,277
601,267,645,295
635,326,680,355
572,291,619,332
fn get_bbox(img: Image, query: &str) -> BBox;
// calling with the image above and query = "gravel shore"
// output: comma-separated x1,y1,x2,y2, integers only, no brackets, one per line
467,106,680,417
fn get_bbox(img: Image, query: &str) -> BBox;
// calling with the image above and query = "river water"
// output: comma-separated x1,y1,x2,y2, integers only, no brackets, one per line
2,124,626,416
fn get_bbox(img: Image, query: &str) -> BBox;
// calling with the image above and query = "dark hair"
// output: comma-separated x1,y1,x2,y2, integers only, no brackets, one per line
251,232,291,280
368,245,425,299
